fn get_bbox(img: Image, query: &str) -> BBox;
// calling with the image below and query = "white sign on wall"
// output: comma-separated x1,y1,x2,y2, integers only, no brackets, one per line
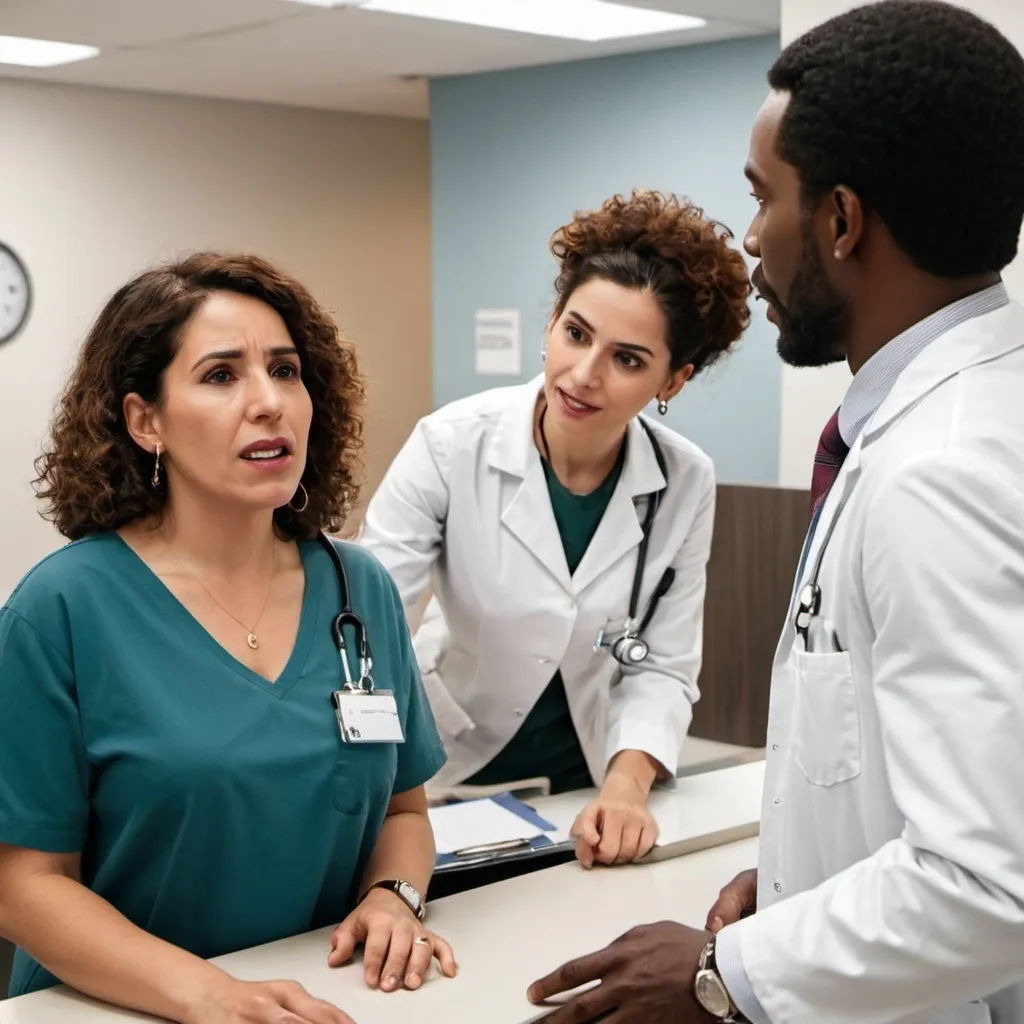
474,308,521,375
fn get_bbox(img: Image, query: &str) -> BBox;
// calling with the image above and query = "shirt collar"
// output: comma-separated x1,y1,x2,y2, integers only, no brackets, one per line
838,282,1010,446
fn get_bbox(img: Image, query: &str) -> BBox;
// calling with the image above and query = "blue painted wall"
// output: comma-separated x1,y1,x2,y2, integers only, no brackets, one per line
430,34,781,484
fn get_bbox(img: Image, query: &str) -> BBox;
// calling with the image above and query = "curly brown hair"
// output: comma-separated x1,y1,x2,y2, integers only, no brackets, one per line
33,252,365,541
549,190,752,374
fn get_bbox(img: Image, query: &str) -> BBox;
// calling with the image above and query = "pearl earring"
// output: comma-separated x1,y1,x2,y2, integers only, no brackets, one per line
657,399,669,416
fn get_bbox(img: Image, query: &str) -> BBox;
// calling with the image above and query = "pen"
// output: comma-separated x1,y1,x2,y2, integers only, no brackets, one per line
453,837,532,858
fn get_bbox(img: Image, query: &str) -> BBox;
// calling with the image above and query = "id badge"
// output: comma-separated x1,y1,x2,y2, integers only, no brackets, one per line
332,689,406,744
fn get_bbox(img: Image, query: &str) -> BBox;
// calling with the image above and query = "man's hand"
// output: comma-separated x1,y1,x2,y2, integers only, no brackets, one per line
705,869,757,933
527,921,714,1023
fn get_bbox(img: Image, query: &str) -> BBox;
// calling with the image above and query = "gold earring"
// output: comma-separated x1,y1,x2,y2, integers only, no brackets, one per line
151,443,162,488
289,481,309,513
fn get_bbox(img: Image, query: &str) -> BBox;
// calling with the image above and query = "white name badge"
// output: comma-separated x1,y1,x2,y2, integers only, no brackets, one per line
332,689,406,744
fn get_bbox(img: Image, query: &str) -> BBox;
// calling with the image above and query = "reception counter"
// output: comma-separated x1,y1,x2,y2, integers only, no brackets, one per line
1,762,765,1024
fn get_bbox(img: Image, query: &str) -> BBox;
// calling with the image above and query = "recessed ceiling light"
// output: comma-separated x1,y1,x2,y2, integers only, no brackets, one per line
0,35,99,68
281,0,706,41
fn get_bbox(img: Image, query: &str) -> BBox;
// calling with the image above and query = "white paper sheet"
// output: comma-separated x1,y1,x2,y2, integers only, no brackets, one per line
428,798,544,855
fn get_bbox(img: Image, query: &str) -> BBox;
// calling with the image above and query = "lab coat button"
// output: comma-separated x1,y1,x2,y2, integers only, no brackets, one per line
513,708,525,717
774,881,783,893
774,798,780,804
537,656,551,664
772,744,779,751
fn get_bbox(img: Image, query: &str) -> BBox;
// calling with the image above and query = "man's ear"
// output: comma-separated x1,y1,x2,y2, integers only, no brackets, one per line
830,185,864,261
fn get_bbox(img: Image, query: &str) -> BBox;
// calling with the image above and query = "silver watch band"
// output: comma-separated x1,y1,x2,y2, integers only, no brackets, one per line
696,938,748,1023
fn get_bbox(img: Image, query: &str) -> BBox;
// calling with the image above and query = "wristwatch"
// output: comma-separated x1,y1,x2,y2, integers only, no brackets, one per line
360,879,425,921
694,937,748,1022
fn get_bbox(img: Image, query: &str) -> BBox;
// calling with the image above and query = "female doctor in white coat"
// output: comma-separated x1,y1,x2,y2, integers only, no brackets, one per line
362,190,751,867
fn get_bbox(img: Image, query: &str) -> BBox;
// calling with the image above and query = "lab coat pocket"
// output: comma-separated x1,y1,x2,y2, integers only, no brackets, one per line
791,649,861,787
421,668,475,742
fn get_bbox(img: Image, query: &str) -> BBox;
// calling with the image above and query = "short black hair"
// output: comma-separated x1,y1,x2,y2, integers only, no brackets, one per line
769,0,1024,277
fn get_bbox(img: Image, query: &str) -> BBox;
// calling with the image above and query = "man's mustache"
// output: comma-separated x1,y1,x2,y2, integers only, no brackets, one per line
751,266,781,309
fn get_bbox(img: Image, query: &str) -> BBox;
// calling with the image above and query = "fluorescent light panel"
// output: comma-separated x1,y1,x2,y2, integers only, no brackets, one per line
283,0,706,41
0,34,99,67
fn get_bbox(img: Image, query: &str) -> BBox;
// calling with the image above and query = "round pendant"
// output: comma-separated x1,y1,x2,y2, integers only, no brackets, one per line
247,632,259,650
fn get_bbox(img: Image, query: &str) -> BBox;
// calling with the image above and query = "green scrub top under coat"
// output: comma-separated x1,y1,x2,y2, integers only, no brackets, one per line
0,532,446,997
465,446,625,794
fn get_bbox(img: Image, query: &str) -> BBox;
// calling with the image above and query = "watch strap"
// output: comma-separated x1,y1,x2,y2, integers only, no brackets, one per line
360,879,425,920
698,938,749,1023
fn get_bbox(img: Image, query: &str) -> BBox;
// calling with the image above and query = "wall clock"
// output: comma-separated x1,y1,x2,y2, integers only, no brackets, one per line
0,243,31,345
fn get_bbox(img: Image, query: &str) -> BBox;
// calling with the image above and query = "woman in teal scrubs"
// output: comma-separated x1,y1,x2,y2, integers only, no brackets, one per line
0,253,453,1022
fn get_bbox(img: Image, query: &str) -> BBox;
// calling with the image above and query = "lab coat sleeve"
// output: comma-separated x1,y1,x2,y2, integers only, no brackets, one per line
360,417,450,622
603,461,715,778
726,453,1024,1024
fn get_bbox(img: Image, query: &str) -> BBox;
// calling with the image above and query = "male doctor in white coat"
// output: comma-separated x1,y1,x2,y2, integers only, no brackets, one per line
528,3,1024,1023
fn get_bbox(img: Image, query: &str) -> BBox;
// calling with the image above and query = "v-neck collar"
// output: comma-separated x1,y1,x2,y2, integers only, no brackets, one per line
111,533,320,699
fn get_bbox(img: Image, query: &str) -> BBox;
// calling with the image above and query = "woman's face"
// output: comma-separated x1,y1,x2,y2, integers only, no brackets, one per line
127,291,313,515
543,277,690,437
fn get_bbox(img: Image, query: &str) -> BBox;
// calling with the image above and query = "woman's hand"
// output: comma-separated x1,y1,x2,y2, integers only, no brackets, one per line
189,976,355,1024
570,773,659,868
327,889,457,993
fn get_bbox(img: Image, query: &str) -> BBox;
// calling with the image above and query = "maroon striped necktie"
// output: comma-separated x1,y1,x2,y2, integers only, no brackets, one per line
810,408,850,515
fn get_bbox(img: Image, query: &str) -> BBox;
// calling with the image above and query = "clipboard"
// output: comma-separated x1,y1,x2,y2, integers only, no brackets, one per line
433,793,575,874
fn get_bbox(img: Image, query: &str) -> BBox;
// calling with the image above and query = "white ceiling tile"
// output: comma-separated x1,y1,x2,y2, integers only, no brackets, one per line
0,0,779,117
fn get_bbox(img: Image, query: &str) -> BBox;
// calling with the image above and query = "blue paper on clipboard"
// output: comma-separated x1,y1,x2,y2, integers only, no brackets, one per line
432,793,569,870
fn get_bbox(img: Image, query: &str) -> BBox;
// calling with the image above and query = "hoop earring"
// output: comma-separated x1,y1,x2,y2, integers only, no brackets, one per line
289,482,309,513
151,443,162,488
657,399,669,416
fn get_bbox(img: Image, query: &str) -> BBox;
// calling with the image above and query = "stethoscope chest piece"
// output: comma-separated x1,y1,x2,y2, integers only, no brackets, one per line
611,633,650,665
794,581,822,642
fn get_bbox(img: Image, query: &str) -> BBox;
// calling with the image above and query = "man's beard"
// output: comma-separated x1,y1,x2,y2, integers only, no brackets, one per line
758,228,850,369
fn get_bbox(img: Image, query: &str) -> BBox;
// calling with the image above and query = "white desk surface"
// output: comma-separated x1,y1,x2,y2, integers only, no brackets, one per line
531,758,765,860
1,763,765,1024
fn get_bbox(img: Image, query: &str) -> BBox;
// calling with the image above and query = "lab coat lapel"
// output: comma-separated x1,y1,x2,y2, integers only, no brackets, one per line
775,430,866,666
572,417,665,596
778,301,1024,665
488,377,573,592
862,300,1024,448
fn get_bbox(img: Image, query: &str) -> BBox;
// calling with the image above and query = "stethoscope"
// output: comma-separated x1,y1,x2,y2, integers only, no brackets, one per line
538,408,675,667
793,486,853,650
318,532,375,691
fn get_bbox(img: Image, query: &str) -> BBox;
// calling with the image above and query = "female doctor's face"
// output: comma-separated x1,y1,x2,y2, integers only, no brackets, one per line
127,291,313,515
543,278,680,437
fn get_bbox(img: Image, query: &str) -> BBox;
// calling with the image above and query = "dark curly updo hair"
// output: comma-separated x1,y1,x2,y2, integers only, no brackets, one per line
33,252,365,541
549,190,752,374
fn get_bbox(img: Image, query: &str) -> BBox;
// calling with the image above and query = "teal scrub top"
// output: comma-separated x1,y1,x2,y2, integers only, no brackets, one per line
0,533,446,997
465,448,625,794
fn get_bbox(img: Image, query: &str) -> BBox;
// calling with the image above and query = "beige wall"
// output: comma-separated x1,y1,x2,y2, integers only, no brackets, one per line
0,79,431,600
776,0,1024,488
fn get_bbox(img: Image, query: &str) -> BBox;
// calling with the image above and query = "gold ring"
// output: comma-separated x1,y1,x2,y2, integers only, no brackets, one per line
413,936,430,946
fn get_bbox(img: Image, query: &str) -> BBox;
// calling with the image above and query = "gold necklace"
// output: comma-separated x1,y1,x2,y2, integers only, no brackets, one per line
164,539,277,651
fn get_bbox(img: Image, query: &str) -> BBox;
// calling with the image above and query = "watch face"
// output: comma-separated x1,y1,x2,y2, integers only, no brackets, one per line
0,243,31,345
695,971,733,1017
397,880,421,911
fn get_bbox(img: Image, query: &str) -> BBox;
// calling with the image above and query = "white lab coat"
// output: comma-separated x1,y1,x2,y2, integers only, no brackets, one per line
724,301,1024,1024
360,377,716,789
